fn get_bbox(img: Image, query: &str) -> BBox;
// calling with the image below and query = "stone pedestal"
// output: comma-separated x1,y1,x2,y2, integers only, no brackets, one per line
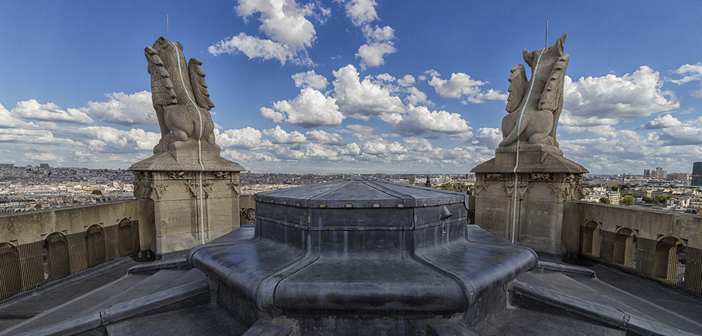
129,143,245,255
472,150,587,255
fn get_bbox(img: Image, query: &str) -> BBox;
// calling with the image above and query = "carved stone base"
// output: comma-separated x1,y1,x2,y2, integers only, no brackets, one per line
130,150,245,255
471,151,587,255
131,139,236,172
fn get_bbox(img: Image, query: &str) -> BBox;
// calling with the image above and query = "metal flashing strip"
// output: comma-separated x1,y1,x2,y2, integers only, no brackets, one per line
511,47,546,244
171,41,206,245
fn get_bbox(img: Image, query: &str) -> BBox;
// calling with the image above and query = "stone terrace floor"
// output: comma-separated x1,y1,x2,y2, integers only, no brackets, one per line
1,252,701,335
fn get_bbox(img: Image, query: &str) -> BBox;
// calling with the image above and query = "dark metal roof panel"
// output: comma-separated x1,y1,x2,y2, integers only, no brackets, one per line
255,177,467,209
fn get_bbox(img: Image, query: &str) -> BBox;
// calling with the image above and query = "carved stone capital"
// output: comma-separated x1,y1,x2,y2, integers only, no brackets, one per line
133,171,154,199
530,173,551,182
517,181,531,199
473,182,487,196
228,182,241,195
504,182,515,197
152,184,168,199
550,184,566,203
486,173,506,181
185,180,214,198
563,173,583,202
213,171,230,179
168,171,188,179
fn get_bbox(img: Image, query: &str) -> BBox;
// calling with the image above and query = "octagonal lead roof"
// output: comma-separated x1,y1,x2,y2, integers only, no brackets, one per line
254,176,467,209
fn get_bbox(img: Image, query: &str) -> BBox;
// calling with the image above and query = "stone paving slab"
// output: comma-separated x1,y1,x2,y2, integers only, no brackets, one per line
0,257,139,319
106,303,247,336
477,306,626,336
514,264,702,335
589,264,702,323
1,274,150,335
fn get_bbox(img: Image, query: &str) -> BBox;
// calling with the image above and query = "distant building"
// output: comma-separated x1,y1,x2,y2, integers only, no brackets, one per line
654,167,667,179
39,163,50,169
643,169,651,178
667,173,690,181
692,162,702,186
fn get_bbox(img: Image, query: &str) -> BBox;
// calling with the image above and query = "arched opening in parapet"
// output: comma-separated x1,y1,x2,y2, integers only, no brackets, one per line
580,221,601,257
43,233,70,282
85,225,106,268
118,218,139,256
240,208,256,225
653,236,686,285
0,242,22,300
613,228,637,268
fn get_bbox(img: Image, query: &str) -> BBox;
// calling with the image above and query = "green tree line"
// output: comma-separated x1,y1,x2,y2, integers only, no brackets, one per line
439,183,474,193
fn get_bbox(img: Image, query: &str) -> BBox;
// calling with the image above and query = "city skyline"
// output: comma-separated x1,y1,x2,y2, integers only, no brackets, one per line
1,1,702,174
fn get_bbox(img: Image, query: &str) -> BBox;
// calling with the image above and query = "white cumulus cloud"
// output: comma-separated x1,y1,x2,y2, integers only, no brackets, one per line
643,114,683,129
0,103,36,128
402,138,434,152
356,25,396,70
13,100,94,124
260,107,286,123
397,75,415,87
0,128,58,144
24,152,59,162
269,87,344,128
428,73,504,104
671,62,702,98
342,0,378,26
74,127,160,152
263,125,307,143
292,70,329,90
209,0,326,66
80,91,155,126
474,127,502,149
405,87,431,106
332,65,404,118
306,129,346,145
380,105,473,140
209,33,298,65
216,127,272,149
362,139,407,155
562,66,678,129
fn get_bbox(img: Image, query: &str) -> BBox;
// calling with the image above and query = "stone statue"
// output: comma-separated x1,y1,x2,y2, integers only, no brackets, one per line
498,32,569,154
145,36,217,155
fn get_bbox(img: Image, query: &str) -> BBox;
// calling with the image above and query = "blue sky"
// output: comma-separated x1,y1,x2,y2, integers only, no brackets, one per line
1,0,702,174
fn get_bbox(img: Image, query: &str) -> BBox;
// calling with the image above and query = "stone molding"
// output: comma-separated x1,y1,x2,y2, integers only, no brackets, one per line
132,170,241,201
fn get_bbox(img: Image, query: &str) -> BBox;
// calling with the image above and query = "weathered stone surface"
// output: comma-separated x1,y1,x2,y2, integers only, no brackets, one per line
498,32,569,154
130,170,242,254
130,37,245,255
472,33,588,256
470,170,585,254
563,201,702,296
145,36,216,156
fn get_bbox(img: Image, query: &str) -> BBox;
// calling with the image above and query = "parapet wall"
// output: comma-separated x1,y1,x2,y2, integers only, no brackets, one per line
563,201,702,296
0,196,257,300
0,200,155,299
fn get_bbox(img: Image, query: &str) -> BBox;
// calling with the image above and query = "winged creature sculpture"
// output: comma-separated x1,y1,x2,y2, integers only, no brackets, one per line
145,36,217,155
498,32,569,154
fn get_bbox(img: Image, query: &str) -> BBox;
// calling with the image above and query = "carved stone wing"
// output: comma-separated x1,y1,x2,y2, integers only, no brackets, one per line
145,46,177,106
188,58,215,110
539,54,570,140
538,54,570,113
